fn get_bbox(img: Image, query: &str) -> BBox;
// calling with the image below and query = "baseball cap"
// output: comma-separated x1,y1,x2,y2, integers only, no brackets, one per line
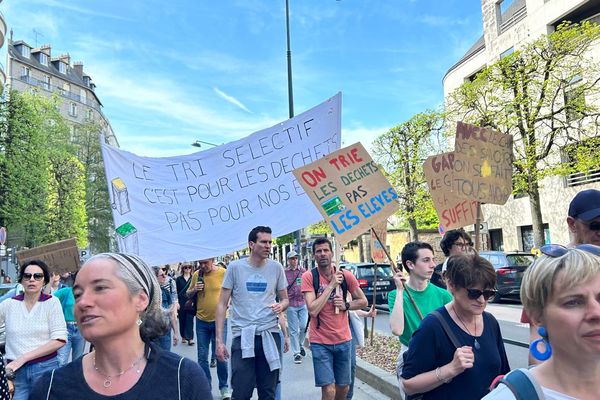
287,250,298,258
568,189,600,222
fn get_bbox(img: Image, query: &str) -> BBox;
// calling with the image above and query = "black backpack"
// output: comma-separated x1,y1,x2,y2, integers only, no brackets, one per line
304,267,348,332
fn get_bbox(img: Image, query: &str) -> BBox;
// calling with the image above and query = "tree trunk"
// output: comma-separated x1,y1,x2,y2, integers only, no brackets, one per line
529,181,546,248
408,217,419,242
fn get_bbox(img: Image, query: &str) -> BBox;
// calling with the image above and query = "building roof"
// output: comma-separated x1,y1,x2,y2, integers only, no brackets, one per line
8,40,103,107
443,0,527,80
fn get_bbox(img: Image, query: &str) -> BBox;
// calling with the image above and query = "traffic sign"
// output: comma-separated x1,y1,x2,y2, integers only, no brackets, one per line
0,227,6,245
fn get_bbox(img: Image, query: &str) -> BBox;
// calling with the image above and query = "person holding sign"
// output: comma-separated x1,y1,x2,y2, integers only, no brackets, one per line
301,238,368,400
215,226,289,400
284,250,308,365
388,242,453,399
401,254,509,400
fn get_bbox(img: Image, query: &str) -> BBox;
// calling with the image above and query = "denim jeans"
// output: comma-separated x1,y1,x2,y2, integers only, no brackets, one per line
286,305,308,355
157,331,172,351
13,357,59,400
196,318,228,390
57,323,86,366
310,340,352,387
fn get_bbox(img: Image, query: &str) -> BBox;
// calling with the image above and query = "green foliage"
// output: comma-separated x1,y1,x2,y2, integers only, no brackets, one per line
372,110,446,239
446,21,600,246
307,221,332,235
0,90,90,248
273,232,295,245
72,121,114,252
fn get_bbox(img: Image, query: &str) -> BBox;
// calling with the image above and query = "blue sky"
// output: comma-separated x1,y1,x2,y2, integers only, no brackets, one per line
4,0,483,157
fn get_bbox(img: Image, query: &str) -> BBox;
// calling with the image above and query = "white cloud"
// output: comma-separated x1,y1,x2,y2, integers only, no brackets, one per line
341,126,390,156
213,88,253,114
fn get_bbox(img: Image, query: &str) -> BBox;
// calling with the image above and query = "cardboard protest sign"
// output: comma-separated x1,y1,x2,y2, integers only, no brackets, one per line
16,238,80,274
101,94,342,265
370,220,388,263
423,152,480,232
293,142,399,245
452,122,513,205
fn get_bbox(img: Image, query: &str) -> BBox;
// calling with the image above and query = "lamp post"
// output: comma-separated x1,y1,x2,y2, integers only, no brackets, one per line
191,139,220,148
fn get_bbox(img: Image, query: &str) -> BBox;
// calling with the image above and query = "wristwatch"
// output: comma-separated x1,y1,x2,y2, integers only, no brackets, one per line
5,367,15,380
344,302,351,311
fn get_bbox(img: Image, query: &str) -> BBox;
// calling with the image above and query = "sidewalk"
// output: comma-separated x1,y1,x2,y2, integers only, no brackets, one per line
172,340,391,399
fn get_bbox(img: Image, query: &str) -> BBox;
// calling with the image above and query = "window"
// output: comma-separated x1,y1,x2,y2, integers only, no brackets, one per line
564,76,585,122
39,52,48,66
59,62,66,74
20,66,30,79
562,137,600,187
42,75,51,91
21,46,30,58
500,47,514,59
80,89,87,103
499,0,513,14
519,224,550,252
69,103,78,117
87,109,94,120
489,229,504,251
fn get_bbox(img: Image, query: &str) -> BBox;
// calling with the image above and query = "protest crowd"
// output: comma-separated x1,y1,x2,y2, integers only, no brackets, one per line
0,188,596,400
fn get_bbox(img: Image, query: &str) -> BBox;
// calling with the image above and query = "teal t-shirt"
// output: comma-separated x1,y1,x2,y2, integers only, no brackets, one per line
388,283,453,346
54,287,76,322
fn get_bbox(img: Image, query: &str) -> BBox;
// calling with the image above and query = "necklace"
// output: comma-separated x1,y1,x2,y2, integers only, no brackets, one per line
452,305,480,350
92,348,149,388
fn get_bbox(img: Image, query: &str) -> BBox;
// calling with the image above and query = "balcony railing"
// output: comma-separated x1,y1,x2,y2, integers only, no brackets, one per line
566,168,600,187
17,75,102,113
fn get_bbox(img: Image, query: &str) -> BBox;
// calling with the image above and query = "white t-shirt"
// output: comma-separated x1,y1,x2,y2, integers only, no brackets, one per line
484,384,578,400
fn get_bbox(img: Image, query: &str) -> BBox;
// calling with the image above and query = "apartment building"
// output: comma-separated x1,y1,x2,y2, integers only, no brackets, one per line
443,0,600,251
6,37,118,146
0,5,6,93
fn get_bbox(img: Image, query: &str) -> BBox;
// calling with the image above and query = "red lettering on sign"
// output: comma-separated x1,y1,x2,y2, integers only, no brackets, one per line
301,167,327,188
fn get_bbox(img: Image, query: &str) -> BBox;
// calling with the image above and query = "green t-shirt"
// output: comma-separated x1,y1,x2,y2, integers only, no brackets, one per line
54,287,76,322
388,283,453,346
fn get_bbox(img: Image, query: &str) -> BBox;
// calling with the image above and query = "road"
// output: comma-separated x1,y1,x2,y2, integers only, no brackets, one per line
371,300,529,370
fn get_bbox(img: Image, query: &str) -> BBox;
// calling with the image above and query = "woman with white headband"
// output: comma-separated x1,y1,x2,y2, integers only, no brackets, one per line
30,253,211,399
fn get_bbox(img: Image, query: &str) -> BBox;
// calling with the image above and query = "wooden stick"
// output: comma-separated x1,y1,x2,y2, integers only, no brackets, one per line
370,259,377,346
474,202,481,252
333,236,341,315
370,227,424,320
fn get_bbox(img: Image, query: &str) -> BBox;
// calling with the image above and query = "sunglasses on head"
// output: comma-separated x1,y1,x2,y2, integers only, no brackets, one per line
23,272,45,281
540,243,600,258
466,288,497,300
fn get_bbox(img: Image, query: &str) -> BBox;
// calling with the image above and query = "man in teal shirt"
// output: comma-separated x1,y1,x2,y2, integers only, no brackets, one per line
388,241,452,399
54,286,86,365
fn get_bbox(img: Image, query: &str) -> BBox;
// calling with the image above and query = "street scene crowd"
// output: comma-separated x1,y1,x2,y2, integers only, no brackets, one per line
0,189,595,399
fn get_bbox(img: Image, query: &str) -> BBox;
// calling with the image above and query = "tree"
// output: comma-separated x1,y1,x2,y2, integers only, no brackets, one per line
446,21,600,247
372,110,446,241
72,121,115,252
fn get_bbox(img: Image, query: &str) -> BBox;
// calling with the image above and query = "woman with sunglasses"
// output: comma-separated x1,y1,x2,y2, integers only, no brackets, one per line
176,264,195,345
29,253,210,399
485,244,600,400
0,260,67,400
401,254,509,400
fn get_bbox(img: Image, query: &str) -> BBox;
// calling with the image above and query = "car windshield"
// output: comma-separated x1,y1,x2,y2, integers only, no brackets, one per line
506,254,535,266
357,265,392,279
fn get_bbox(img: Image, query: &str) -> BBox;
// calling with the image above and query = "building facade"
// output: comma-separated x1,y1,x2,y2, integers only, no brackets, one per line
443,0,600,251
6,37,118,146
0,4,7,94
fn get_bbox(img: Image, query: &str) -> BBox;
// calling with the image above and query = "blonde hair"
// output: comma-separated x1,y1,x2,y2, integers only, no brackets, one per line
521,249,600,320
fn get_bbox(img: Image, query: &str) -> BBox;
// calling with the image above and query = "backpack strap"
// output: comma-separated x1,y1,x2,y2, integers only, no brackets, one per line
492,368,544,400
45,369,56,400
177,356,184,400
431,310,461,349
304,267,348,332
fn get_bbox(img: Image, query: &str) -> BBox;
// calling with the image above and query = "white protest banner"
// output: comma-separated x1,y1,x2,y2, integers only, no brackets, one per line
452,122,513,205
101,93,342,265
292,142,400,245
423,152,479,233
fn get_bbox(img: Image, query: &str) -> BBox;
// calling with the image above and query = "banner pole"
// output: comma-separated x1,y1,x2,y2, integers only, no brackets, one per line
333,236,341,315
474,202,481,252
370,227,423,320
370,258,377,346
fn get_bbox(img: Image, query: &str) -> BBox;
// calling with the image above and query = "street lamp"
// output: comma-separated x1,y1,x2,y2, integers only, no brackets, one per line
191,139,220,148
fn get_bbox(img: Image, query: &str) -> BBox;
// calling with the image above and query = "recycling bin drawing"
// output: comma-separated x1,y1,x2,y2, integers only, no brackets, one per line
111,177,131,215
116,222,139,255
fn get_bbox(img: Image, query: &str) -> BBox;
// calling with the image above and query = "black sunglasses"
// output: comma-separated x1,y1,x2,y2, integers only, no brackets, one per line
586,221,600,232
23,272,45,281
466,288,497,300
540,244,600,258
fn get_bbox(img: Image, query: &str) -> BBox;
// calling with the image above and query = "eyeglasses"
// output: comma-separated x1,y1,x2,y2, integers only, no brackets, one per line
466,288,497,300
22,273,45,281
453,242,472,249
540,243,600,257
586,221,600,232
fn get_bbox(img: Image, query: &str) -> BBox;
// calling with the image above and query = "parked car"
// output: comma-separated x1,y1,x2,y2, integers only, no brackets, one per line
340,262,394,305
478,251,535,302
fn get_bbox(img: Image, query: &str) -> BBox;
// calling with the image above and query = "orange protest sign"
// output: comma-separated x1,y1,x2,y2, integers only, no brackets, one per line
292,142,399,245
